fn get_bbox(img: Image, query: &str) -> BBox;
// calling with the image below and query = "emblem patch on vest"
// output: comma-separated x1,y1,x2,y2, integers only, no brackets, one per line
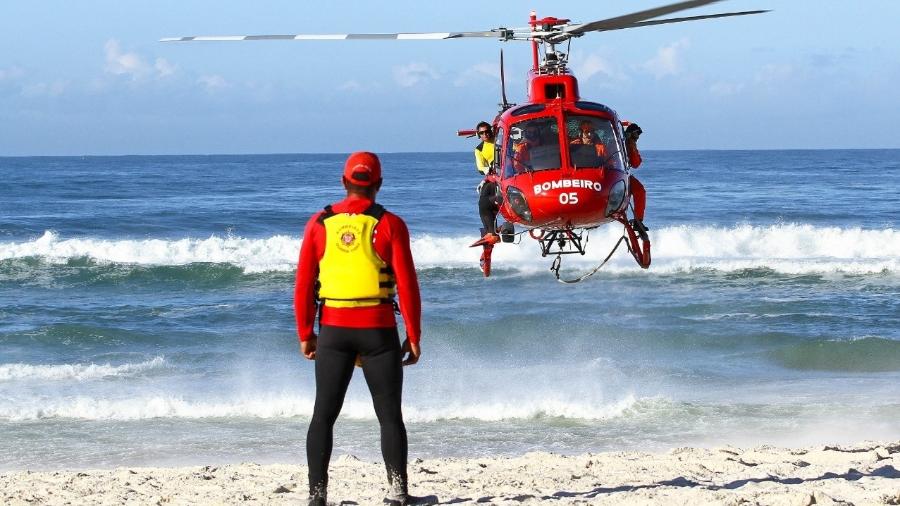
336,225,361,252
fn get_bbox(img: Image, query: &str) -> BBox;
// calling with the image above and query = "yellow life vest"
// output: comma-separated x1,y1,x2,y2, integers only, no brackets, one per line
475,140,495,175
317,204,396,308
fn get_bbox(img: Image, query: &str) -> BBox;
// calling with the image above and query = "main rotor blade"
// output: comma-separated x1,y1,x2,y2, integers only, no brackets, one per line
566,0,724,35
160,31,502,42
610,10,769,32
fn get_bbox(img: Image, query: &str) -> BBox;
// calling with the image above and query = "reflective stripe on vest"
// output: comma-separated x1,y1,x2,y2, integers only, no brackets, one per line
317,204,396,308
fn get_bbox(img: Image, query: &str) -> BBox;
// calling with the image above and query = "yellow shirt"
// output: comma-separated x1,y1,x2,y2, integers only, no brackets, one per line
474,140,495,175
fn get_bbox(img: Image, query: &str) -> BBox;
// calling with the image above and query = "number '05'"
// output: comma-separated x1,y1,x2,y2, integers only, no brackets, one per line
558,192,579,205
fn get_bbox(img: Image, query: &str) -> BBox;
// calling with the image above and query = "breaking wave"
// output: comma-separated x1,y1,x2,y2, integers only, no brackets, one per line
1,225,897,276
0,392,640,422
0,357,167,382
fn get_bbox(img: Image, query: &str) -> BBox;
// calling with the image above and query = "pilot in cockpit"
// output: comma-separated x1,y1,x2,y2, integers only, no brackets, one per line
569,120,608,167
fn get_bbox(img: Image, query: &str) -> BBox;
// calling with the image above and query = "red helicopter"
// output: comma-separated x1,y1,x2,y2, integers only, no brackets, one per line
162,0,767,281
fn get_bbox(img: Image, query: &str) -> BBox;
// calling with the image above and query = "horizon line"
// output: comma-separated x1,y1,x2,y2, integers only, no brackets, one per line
3,147,900,158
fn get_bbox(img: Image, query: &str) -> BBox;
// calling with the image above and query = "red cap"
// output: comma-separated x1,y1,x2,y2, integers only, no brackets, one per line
343,151,382,186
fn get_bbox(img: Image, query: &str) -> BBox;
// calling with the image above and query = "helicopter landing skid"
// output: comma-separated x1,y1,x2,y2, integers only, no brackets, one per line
540,218,651,283
536,228,593,282
535,228,588,257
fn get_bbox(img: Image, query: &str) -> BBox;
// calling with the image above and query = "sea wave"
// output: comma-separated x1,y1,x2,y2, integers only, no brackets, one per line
0,357,167,382
0,392,639,422
1,225,897,276
769,337,900,372
0,231,298,274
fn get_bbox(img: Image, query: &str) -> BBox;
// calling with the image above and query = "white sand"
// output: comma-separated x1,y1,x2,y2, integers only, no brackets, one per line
2,441,898,505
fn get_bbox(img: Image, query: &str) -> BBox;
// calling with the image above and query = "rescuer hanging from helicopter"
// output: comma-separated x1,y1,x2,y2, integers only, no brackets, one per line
624,123,649,240
473,121,501,246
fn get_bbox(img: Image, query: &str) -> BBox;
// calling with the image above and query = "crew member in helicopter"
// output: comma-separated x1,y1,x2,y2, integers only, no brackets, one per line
511,124,543,173
569,120,609,166
624,122,649,239
570,120,607,152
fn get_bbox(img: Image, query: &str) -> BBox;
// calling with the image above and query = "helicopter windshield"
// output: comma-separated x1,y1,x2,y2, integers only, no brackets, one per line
565,115,624,171
504,117,561,178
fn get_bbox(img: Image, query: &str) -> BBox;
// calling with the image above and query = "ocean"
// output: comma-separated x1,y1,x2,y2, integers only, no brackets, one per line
1,150,898,471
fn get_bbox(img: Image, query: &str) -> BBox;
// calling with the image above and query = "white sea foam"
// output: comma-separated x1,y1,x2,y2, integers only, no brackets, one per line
0,231,299,274
1,225,897,275
403,394,639,422
0,357,166,382
0,392,640,422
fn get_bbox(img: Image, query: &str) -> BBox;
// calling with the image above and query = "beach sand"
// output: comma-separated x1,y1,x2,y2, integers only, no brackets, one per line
2,441,898,505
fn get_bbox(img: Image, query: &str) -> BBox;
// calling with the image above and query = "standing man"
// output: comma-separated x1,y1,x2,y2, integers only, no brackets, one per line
295,151,422,506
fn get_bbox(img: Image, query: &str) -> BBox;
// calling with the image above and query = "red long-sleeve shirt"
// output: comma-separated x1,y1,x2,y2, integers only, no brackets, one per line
294,195,422,344
627,139,643,168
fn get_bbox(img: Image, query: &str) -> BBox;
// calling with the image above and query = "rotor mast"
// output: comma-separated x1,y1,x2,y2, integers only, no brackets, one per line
527,14,577,76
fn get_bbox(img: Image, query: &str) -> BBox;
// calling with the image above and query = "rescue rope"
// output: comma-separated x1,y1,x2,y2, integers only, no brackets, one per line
550,234,627,284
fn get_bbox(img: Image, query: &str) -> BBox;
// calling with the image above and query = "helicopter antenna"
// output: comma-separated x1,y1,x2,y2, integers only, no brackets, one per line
499,49,515,111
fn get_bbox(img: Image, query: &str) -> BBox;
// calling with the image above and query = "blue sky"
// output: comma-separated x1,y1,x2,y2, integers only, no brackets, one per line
1,0,899,155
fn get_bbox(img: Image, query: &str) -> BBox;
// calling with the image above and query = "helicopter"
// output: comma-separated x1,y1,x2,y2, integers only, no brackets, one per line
162,0,768,281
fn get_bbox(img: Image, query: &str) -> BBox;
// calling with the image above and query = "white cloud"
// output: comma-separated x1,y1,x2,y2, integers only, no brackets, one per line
197,74,229,92
246,81,275,102
105,39,148,79
472,62,500,80
709,81,744,97
20,80,68,98
641,38,690,79
87,77,111,93
0,66,25,81
755,63,793,85
154,58,176,78
393,62,439,88
453,62,500,87
339,80,364,92
104,39,174,80
572,53,627,83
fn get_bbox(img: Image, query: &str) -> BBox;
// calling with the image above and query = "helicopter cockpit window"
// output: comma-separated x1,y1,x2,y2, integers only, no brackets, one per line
504,117,561,178
565,115,625,171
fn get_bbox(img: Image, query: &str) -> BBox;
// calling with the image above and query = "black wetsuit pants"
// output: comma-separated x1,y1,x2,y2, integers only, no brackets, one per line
306,325,407,498
478,181,500,235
